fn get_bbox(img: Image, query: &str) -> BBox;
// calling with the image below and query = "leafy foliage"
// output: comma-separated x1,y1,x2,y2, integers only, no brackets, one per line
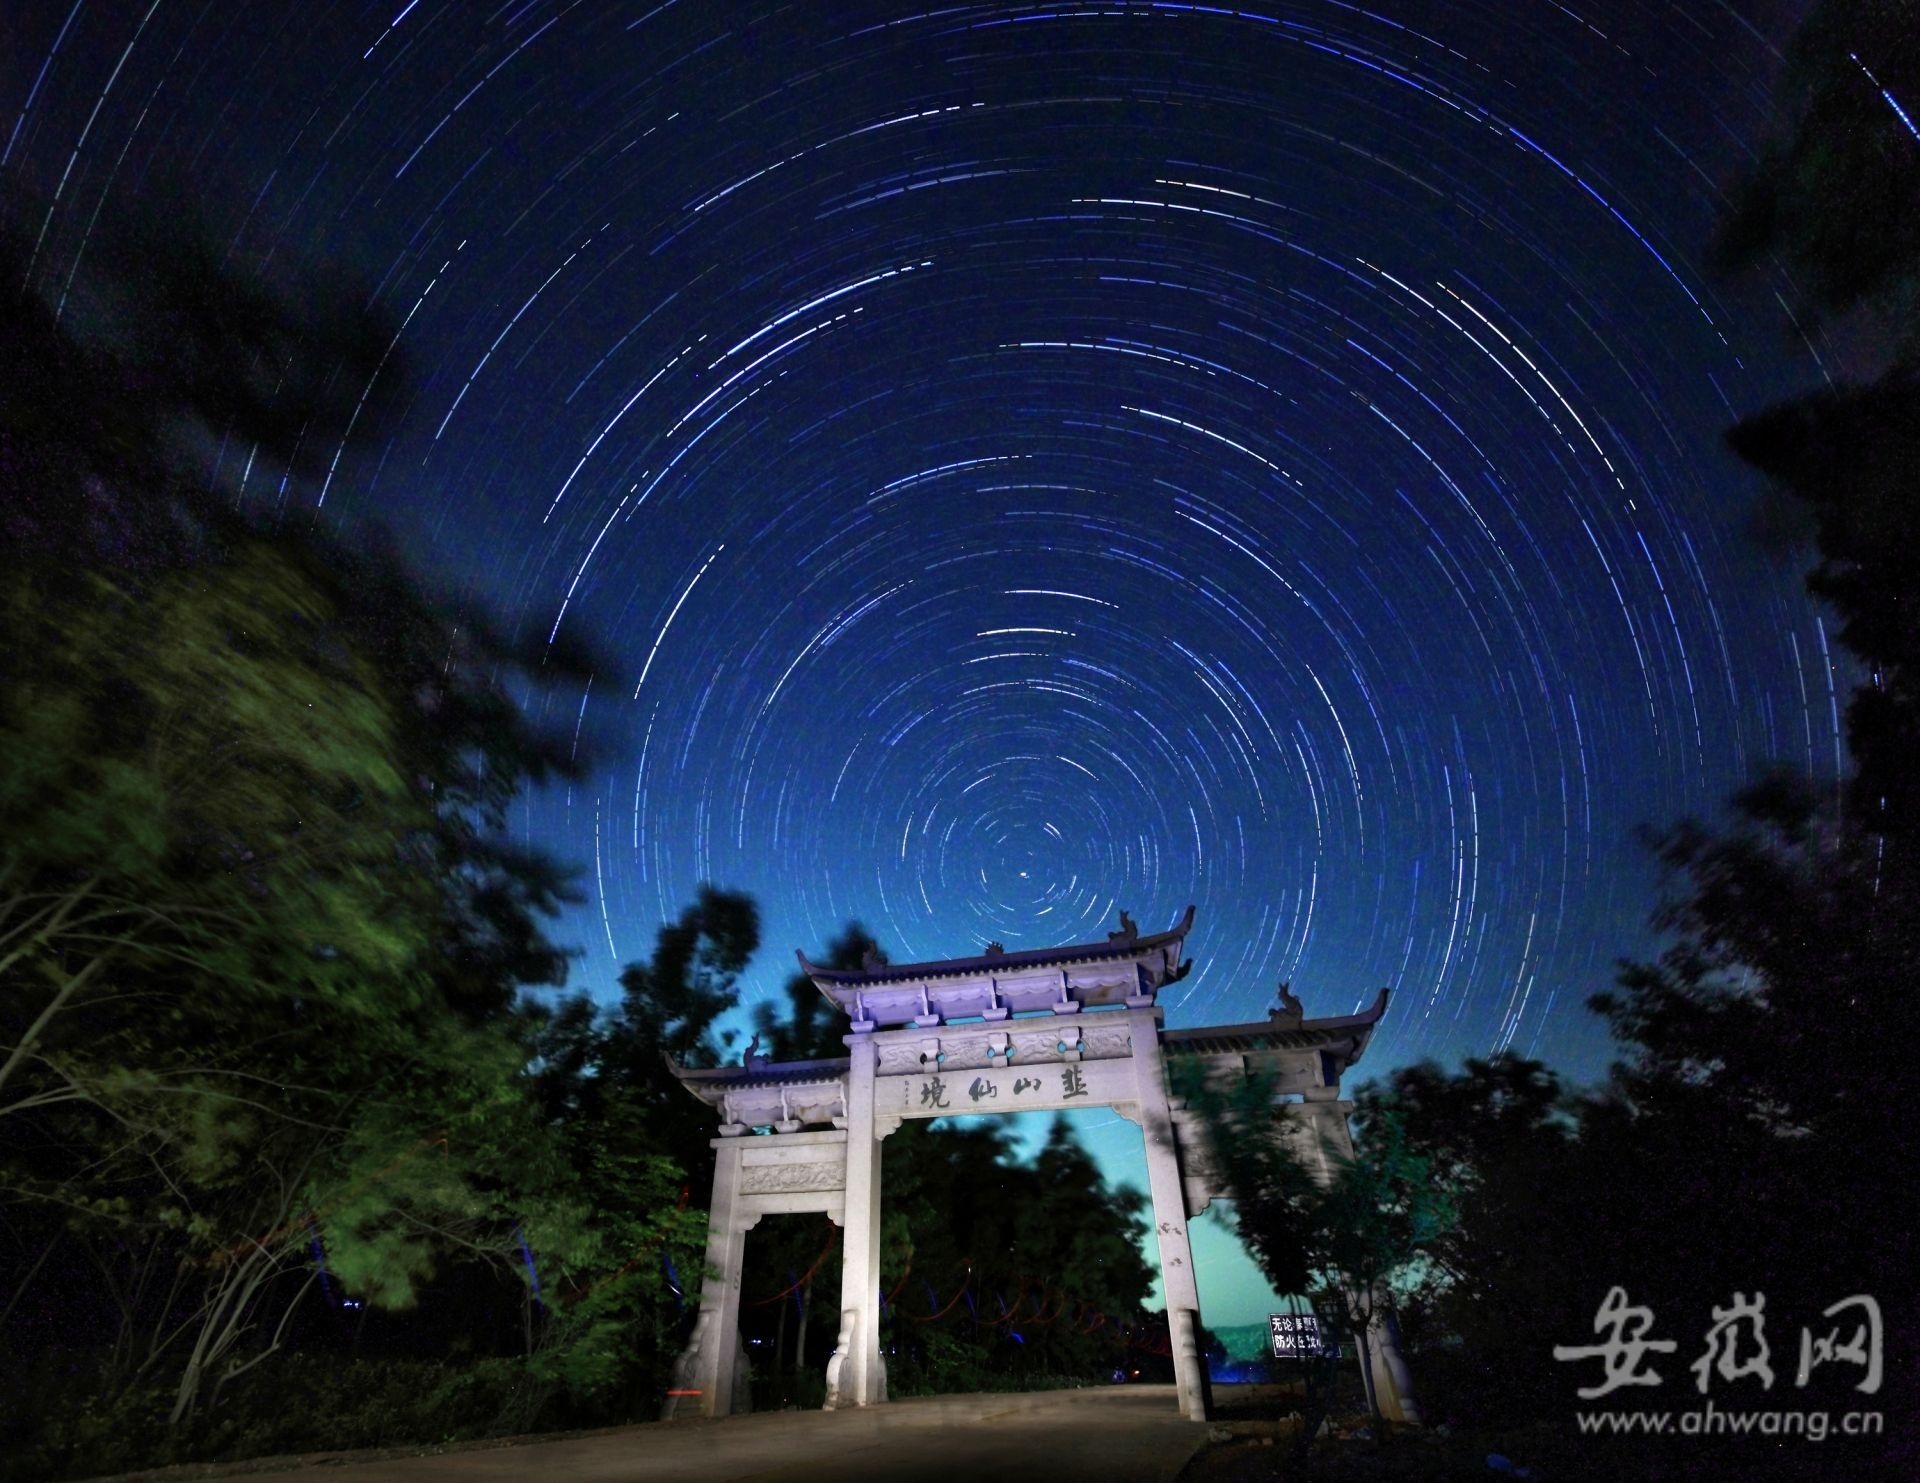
0,197,703,1479
1168,1061,1453,1425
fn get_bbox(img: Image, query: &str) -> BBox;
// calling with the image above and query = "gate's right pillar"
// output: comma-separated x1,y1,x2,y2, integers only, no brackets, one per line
1128,1003,1211,1422
1303,1095,1423,1425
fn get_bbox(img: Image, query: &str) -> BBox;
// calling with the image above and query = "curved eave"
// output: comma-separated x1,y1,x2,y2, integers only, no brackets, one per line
795,903,1196,987
1161,988,1390,1063
663,1051,851,1105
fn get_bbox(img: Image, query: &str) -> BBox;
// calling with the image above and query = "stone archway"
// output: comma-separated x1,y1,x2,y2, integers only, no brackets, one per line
664,908,1414,1425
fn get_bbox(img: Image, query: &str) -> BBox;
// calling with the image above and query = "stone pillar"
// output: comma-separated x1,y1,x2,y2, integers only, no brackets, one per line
826,1032,886,1408
1128,1005,1210,1422
1298,1098,1421,1426
678,1138,749,1418
1364,1300,1421,1425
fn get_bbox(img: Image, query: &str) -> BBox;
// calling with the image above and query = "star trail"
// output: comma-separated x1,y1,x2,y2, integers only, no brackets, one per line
7,0,1843,1089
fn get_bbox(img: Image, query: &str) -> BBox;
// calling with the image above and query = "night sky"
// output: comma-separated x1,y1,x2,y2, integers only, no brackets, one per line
7,1,1845,1315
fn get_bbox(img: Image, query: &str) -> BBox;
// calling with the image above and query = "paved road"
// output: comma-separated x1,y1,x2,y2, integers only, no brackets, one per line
211,1387,1208,1483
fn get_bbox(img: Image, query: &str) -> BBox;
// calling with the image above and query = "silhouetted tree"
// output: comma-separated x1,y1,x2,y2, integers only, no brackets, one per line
1,184,406,572
599,886,761,1186
752,921,884,1062
1591,0,1919,1442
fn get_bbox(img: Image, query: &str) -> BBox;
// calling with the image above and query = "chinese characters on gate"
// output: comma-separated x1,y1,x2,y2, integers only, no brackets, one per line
1553,1287,1882,1398
919,1067,1090,1110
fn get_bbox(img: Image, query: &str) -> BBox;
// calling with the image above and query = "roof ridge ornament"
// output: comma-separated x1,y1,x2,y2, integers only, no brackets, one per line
1108,909,1139,944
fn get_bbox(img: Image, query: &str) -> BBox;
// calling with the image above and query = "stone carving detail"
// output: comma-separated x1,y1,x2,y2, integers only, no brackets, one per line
740,1160,845,1194
660,1308,712,1420
871,1020,1152,1075
935,1036,991,1070
1081,1025,1132,1061
824,1309,858,1409
1011,1028,1064,1063
721,1080,848,1130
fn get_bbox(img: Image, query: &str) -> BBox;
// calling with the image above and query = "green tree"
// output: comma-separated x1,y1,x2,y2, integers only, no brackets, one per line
1170,1062,1452,1430
0,196,635,1472
1009,1119,1153,1377
872,1115,1156,1394
0,539,625,1449
1346,1057,1659,1426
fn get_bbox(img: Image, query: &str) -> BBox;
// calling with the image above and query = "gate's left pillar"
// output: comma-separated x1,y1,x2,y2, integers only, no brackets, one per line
826,1032,886,1408
686,1136,748,1417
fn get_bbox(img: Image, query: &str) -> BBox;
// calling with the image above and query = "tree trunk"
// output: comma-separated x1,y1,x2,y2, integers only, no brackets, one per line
0,945,107,1102
0,1235,56,1336
169,1247,280,1427
1352,1301,1382,1433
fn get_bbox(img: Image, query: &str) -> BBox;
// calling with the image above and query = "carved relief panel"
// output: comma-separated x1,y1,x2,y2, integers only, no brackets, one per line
739,1161,846,1194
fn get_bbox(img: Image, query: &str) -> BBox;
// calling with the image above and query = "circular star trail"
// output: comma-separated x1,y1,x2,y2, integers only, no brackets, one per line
7,0,1846,1076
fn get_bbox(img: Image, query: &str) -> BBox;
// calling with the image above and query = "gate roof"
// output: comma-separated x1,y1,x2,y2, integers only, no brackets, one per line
796,905,1195,1028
